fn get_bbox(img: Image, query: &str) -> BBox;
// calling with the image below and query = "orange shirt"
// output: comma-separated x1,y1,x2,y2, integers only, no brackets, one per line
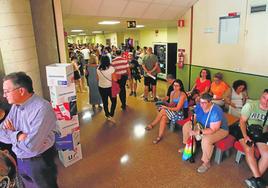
211,81,229,99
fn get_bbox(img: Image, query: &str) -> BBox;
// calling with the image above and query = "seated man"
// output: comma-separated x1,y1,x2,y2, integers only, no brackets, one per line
238,89,268,188
155,74,175,107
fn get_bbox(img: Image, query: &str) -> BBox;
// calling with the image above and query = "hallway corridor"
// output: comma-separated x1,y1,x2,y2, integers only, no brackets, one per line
57,80,252,188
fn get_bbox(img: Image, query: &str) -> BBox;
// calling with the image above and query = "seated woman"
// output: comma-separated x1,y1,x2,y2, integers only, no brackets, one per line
210,72,229,107
188,68,211,95
145,79,188,144
182,93,229,173
225,80,248,117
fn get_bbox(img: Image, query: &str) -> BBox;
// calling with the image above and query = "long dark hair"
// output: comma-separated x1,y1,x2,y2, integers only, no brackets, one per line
98,55,111,70
174,79,185,92
199,68,211,80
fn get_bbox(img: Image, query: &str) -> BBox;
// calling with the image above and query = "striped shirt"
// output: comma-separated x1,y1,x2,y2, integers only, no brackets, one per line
112,56,129,75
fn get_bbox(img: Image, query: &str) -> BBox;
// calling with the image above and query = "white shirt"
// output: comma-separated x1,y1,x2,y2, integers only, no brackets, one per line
80,48,90,60
97,66,115,88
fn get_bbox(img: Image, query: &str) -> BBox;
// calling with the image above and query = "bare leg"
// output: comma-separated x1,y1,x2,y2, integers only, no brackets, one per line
144,85,149,98
158,114,168,137
256,143,268,175
150,109,166,127
152,85,156,98
240,139,262,177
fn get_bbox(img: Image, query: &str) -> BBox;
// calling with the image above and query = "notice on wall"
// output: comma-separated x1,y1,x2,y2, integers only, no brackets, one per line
218,15,240,44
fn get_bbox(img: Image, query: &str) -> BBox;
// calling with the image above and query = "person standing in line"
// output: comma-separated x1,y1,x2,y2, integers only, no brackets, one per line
128,52,141,97
142,47,159,102
86,54,102,110
97,56,117,123
0,72,58,188
237,89,268,188
111,50,131,111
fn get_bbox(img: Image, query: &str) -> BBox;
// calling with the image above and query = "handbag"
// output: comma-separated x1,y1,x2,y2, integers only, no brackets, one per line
156,63,161,73
247,110,268,143
100,70,120,98
111,81,120,98
182,136,196,161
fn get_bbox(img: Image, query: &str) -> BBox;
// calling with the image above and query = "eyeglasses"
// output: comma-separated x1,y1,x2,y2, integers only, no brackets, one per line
3,87,20,95
200,100,209,105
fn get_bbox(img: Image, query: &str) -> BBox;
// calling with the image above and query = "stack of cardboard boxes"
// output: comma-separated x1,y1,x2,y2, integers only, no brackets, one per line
46,63,82,167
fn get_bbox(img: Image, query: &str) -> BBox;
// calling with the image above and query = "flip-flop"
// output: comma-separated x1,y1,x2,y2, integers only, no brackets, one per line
153,136,162,144
145,124,153,131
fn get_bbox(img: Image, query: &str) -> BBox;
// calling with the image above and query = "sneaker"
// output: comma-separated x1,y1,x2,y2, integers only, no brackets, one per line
197,164,210,173
245,177,258,188
133,92,137,97
255,177,266,188
144,98,149,102
129,91,134,96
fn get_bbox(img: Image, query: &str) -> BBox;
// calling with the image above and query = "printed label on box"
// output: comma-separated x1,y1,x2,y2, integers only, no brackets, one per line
58,144,82,167
50,83,76,105
46,63,74,86
55,130,80,150
52,100,77,120
56,115,79,137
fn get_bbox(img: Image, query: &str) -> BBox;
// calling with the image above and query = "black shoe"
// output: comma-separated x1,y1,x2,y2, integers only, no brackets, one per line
121,105,126,111
153,97,158,102
144,98,149,102
134,92,137,97
129,91,134,96
255,177,266,188
245,177,258,188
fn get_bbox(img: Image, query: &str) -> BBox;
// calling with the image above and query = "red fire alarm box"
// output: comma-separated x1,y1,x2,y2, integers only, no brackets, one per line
178,20,185,27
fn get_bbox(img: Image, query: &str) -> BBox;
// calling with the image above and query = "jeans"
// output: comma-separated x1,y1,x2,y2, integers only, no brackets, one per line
98,87,117,117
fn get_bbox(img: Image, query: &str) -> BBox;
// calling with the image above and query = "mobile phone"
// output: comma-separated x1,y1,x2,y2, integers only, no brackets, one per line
246,140,253,147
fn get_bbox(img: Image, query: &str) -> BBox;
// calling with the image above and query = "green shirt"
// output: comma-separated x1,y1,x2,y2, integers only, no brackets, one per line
142,54,158,76
241,100,268,130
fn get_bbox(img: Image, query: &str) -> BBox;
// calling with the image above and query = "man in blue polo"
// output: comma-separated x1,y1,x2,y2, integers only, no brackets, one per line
0,72,58,188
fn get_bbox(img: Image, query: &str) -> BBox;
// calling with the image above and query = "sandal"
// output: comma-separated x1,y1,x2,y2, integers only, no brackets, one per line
153,136,162,144
145,124,153,131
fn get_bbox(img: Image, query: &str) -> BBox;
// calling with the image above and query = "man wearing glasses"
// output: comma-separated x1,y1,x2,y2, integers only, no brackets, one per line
0,72,58,188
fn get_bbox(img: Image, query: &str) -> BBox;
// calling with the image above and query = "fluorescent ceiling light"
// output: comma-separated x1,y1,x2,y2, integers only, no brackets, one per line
70,35,76,37
92,31,103,34
136,25,144,28
71,29,84,32
98,21,120,25
79,33,86,35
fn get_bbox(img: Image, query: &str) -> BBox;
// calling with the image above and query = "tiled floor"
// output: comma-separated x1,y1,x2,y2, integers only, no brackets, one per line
56,79,263,188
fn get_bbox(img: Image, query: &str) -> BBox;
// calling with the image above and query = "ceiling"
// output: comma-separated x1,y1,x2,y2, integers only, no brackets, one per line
61,0,198,36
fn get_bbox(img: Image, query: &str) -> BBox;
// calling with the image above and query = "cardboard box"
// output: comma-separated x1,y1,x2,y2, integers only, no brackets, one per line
58,144,82,167
46,63,74,86
49,83,76,106
56,115,79,137
55,130,80,150
52,100,77,120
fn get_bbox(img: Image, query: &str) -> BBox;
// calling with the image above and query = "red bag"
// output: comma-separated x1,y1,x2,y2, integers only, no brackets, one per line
111,81,120,97
156,64,161,73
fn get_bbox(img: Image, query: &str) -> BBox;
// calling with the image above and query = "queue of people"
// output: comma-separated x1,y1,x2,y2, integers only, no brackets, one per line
0,42,266,187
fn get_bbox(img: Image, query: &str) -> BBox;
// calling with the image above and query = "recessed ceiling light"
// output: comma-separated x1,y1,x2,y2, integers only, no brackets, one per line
136,25,144,28
71,29,84,32
92,31,103,34
98,21,120,25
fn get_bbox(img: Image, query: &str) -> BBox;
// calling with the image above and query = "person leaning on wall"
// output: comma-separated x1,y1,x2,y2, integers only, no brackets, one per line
236,89,268,188
0,72,58,188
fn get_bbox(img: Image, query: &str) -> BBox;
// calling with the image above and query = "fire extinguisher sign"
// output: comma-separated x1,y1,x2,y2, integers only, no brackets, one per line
178,49,185,69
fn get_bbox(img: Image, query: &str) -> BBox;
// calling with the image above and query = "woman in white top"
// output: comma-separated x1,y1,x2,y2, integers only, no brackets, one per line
97,56,117,122
225,80,248,117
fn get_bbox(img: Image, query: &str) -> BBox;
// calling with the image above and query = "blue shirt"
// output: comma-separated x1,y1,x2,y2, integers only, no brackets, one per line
195,103,228,131
0,94,56,159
